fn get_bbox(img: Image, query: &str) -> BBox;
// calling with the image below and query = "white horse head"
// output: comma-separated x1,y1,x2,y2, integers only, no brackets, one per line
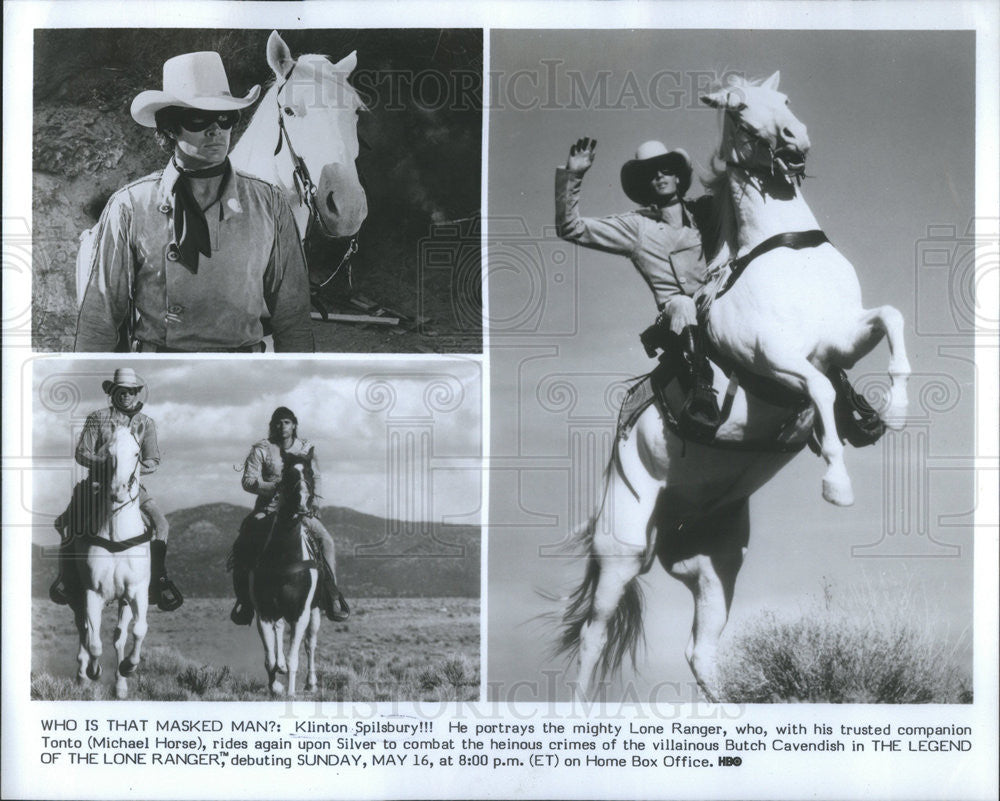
232,31,368,238
701,71,811,183
107,425,142,507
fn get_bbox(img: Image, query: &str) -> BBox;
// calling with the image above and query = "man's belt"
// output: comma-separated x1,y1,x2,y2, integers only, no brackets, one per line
134,341,266,353
716,230,830,299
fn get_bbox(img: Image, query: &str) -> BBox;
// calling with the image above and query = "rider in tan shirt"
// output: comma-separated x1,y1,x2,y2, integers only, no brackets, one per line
556,138,722,440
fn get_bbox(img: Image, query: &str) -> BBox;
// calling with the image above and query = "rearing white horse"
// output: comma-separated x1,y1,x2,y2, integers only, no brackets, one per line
231,31,368,246
72,425,150,699
560,71,910,702
699,71,910,506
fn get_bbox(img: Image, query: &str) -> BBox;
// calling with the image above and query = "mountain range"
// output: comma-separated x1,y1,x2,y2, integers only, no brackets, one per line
32,503,480,598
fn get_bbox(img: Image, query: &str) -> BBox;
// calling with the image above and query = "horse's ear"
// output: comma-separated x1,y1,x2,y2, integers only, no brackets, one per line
700,89,746,111
331,50,358,76
761,71,781,91
267,30,295,80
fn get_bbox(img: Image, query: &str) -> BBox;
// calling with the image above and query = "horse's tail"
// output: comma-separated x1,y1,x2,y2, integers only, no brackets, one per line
556,515,645,684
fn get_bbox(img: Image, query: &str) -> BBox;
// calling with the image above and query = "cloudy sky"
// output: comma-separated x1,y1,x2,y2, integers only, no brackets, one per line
28,356,482,545
485,28,977,699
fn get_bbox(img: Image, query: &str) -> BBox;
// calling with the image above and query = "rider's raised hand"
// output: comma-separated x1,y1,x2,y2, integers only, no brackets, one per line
567,137,597,173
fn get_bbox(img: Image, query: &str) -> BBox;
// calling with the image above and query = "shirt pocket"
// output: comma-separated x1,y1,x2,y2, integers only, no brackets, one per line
668,243,707,291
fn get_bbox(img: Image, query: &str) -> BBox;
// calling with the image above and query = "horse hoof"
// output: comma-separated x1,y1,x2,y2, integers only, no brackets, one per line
116,684,129,700
270,681,285,696
883,408,907,431
822,478,855,507
86,662,102,681
119,658,137,677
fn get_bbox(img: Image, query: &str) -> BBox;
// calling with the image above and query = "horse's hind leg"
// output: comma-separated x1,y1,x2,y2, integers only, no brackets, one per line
665,501,748,702
575,548,645,701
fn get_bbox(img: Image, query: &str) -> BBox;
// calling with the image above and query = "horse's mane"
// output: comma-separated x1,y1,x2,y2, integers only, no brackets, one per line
697,73,769,271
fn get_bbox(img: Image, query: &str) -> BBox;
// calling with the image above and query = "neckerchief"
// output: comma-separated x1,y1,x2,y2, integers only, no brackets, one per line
172,159,229,273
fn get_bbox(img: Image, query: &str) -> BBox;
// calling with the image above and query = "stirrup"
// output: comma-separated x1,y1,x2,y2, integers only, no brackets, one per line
153,578,184,612
49,578,71,606
679,387,722,443
230,601,255,626
325,590,350,622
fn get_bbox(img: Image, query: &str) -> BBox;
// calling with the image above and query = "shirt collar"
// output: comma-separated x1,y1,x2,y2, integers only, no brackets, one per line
157,158,244,219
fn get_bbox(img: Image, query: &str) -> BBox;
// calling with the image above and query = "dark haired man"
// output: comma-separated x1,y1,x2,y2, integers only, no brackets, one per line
556,138,721,440
75,51,313,352
229,407,349,625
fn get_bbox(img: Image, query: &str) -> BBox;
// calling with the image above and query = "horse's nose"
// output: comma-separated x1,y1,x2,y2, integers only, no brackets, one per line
318,163,368,237
781,123,810,152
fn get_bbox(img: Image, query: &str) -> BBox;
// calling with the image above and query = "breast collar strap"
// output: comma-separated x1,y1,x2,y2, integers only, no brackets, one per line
715,230,830,299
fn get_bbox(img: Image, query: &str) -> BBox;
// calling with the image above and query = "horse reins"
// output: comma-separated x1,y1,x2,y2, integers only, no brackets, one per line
84,446,149,552
725,112,808,187
273,63,360,289
713,110,828,300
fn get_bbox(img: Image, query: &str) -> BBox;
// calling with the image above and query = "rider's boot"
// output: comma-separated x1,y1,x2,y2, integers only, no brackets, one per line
149,540,184,612
230,565,255,625
48,518,76,606
322,578,351,623
678,325,722,442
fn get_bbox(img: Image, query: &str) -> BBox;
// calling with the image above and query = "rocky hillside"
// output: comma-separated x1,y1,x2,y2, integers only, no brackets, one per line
33,502,480,598
32,28,482,352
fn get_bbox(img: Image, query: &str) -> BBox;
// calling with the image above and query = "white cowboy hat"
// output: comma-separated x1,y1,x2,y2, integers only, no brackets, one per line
620,140,693,204
131,51,261,128
102,367,144,394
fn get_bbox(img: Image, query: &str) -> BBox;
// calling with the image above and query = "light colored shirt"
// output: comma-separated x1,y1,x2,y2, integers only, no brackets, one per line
75,160,314,352
242,437,322,514
555,167,712,309
76,406,160,476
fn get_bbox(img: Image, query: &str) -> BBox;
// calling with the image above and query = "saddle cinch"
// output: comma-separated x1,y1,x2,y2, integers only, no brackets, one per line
622,329,885,453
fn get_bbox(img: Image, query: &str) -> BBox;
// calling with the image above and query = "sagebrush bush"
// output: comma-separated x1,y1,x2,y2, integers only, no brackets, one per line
717,578,971,704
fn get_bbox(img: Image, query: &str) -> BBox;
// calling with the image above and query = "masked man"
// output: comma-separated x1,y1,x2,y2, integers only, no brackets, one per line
50,368,182,611
555,137,722,441
75,50,313,352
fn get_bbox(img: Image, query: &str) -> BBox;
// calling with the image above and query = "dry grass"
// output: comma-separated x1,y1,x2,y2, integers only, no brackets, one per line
716,578,972,704
31,597,479,702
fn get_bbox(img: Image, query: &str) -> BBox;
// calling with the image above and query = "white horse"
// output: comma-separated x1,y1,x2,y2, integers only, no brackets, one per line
72,426,150,699
700,71,910,506
561,72,909,702
231,30,368,277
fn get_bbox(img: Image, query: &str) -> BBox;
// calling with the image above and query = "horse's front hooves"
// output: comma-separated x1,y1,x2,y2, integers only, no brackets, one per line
822,478,855,507
86,662,103,681
119,658,137,677
115,683,129,700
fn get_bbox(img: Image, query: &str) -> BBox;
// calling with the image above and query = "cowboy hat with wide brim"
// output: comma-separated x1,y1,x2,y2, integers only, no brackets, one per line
131,51,261,128
620,140,693,204
102,367,144,394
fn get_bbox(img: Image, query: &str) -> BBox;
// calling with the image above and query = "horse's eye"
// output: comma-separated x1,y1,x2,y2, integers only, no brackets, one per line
284,106,295,116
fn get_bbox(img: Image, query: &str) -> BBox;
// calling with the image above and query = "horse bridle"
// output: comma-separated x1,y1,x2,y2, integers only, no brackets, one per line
273,63,361,289
725,112,808,186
